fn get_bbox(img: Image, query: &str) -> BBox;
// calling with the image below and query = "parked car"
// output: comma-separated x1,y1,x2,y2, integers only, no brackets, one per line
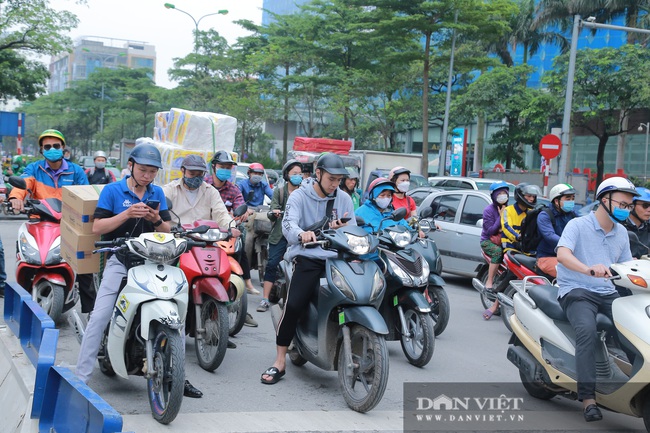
417,190,549,278
428,176,515,193
406,186,442,208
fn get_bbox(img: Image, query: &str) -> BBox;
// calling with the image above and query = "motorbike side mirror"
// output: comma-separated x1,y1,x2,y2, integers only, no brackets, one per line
166,197,173,211
356,215,366,226
8,176,27,190
420,207,433,219
476,219,484,228
233,204,248,218
246,191,254,203
392,207,407,221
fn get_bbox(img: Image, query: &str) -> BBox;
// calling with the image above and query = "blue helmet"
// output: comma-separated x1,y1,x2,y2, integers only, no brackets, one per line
489,181,509,193
633,187,650,203
129,143,162,169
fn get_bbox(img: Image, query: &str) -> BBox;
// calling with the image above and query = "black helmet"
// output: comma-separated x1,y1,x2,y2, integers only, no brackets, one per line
316,153,348,176
514,183,542,209
282,159,302,181
129,143,162,169
211,150,237,166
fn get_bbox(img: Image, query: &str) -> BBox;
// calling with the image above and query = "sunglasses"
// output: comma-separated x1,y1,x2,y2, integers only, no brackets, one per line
42,143,62,151
638,202,650,209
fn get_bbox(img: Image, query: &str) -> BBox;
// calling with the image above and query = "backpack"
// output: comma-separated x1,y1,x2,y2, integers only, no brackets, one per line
518,206,555,254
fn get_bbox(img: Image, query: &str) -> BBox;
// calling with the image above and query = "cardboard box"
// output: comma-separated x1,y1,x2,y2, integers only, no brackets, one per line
60,220,102,274
61,185,105,234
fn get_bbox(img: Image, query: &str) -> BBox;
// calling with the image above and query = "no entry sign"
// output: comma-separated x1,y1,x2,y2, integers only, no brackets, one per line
539,134,562,160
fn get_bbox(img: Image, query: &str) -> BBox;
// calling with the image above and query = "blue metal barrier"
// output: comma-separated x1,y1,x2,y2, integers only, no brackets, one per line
19,300,55,367
38,366,123,433
3,282,31,337
30,327,59,419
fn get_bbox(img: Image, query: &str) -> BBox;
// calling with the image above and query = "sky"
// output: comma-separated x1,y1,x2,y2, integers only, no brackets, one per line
50,0,264,88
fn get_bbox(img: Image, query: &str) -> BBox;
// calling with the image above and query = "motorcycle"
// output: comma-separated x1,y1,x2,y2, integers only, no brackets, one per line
270,218,389,413
407,208,450,336
176,218,237,372
8,176,77,322
92,226,207,424
507,258,650,430
215,205,248,337
373,208,435,367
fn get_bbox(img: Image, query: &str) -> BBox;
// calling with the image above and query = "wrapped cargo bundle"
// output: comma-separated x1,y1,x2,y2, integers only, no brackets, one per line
153,108,237,152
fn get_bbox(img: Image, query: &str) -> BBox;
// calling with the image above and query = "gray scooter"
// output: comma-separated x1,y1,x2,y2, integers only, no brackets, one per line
270,218,389,413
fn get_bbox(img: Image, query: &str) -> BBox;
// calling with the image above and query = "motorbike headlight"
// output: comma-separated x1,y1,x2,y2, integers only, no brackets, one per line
331,266,356,300
234,237,243,253
130,239,187,264
418,258,430,286
45,243,63,265
389,230,411,248
19,232,41,265
387,257,413,286
345,233,370,255
191,229,228,242
370,269,385,303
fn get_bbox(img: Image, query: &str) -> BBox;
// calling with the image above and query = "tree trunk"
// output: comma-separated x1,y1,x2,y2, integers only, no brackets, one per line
596,133,609,188
282,64,289,165
241,120,247,160
474,114,485,171
615,110,628,171
421,31,431,177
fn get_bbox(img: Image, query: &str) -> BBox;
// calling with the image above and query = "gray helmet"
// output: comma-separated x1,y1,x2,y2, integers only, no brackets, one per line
129,143,162,169
181,154,207,172
316,153,348,176
282,159,302,181
211,150,237,166
93,150,107,160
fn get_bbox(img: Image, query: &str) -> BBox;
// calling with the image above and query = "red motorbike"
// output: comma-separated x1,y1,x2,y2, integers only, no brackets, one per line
472,249,552,330
178,219,241,371
8,176,77,323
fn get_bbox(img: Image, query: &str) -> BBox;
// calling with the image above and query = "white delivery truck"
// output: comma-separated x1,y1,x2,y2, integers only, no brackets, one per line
349,150,424,192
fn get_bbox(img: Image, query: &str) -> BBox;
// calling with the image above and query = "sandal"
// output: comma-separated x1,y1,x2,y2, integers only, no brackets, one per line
261,367,285,385
483,309,494,320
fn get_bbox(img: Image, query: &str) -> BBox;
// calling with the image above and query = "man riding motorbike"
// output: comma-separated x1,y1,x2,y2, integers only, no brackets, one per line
622,186,650,258
85,150,116,185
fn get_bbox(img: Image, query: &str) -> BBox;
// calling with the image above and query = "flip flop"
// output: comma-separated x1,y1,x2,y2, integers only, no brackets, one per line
483,309,494,320
261,367,285,385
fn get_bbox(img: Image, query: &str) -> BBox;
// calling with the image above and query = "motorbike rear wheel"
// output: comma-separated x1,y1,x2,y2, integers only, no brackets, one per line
228,290,248,337
288,345,307,366
479,270,511,315
427,286,450,336
147,324,184,425
519,370,556,400
195,297,229,372
400,309,435,367
338,325,389,413
34,280,65,323
499,285,518,333
98,331,115,377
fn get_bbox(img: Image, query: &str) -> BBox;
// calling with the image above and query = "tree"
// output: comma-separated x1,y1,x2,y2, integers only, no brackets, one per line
455,65,555,169
545,45,650,187
0,0,80,100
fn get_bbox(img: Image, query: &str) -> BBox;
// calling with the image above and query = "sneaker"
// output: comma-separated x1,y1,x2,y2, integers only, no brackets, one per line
257,299,270,312
244,313,258,327
247,286,261,295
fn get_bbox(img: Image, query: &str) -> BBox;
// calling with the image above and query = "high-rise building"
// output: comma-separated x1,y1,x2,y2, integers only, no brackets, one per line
262,0,308,26
48,36,156,93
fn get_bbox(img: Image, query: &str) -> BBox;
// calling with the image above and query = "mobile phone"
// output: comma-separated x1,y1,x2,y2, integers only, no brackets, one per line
340,217,351,223
145,200,160,209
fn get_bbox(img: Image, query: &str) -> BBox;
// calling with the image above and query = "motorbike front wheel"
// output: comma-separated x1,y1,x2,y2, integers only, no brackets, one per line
33,280,65,323
228,290,248,337
427,286,450,336
338,325,389,413
147,324,184,425
195,297,229,372
400,309,435,367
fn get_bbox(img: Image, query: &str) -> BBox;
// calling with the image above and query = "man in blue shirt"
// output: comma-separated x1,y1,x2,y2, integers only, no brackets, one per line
556,176,637,423
237,162,272,208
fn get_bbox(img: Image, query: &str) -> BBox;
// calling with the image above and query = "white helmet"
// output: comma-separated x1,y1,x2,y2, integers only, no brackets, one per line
595,177,639,200
93,150,107,160
549,183,576,202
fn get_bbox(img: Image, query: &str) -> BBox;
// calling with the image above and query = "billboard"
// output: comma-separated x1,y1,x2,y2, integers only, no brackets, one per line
449,128,467,177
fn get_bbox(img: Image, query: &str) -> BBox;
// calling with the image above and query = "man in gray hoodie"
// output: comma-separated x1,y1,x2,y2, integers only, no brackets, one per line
261,153,354,384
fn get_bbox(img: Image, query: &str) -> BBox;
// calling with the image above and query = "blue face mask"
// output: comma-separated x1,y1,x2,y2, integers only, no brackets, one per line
43,148,63,162
289,175,303,186
216,168,231,182
184,176,203,190
611,207,631,222
561,200,575,212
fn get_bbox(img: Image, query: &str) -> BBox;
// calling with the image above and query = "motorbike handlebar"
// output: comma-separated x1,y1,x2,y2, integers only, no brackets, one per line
303,240,328,249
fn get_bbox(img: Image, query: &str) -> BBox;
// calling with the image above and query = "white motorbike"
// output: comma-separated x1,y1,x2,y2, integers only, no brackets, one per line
508,258,650,430
91,228,207,424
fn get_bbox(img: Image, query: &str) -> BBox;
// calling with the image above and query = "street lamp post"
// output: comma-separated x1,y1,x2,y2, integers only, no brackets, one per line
639,122,649,182
164,3,228,53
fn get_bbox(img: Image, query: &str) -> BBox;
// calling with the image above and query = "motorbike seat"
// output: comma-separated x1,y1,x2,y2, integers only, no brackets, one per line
528,284,616,333
509,251,538,271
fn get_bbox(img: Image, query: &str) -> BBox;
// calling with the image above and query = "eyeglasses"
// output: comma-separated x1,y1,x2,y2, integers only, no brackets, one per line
609,198,635,210
637,202,650,209
42,143,62,151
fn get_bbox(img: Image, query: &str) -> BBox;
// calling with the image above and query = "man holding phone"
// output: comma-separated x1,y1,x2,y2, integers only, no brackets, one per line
261,153,354,384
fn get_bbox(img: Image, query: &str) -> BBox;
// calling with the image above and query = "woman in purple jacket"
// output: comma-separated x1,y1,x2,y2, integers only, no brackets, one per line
480,181,509,319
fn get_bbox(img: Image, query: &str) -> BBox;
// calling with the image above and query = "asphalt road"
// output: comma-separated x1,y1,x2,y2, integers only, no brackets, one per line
0,216,646,432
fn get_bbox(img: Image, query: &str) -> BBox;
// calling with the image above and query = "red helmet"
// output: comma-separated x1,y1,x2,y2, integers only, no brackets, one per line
367,177,397,199
248,162,265,173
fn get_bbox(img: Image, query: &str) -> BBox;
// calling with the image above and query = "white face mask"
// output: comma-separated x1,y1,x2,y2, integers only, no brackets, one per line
375,197,392,209
397,181,410,193
496,193,508,204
